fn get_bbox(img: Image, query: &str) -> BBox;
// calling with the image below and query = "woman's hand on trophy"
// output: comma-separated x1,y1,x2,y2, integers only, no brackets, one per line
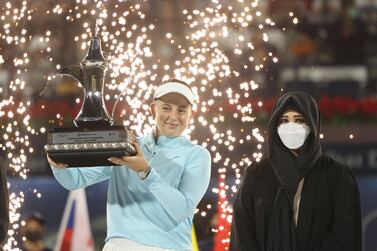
108,141,149,172
47,155,68,169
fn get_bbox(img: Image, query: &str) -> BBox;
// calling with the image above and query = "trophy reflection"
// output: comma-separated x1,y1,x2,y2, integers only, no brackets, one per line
44,26,136,167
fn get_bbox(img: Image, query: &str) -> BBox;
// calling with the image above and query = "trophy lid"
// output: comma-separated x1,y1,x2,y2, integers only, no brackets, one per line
83,21,106,62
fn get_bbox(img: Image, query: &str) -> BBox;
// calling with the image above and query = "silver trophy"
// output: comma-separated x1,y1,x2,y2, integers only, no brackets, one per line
45,23,137,167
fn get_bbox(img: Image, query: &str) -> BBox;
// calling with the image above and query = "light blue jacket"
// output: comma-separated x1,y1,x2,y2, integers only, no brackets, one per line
51,133,211,251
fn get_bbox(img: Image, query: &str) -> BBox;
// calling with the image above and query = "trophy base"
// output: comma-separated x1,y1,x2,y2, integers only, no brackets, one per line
48,149,132,167
45,126,137,167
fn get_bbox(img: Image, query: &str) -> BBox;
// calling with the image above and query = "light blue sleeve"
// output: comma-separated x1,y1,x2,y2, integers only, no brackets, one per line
143,147,211,224
51,166,112,190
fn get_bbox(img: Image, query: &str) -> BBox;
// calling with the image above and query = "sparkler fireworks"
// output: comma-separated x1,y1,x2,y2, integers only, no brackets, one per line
0,0,288,249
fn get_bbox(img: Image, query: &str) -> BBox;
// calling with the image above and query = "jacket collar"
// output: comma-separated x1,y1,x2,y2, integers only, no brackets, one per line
143,132,190,149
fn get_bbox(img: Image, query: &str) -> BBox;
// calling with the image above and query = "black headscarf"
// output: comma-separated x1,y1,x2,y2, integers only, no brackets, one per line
266,91,322,251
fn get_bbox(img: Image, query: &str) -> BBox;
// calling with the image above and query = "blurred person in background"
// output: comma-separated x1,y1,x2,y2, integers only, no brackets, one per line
230,91,361,251
21,212,52,251
47,79,211,251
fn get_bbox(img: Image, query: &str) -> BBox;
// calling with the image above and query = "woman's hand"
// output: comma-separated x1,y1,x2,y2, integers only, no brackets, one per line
108,141,149,172
47,155,68,169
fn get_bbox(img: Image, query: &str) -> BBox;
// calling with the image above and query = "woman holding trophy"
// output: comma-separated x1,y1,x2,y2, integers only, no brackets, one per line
47,79,211,251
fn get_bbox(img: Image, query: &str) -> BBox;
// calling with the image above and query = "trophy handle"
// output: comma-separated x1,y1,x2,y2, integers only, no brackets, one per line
111,74,134,120
39,65,84,97
56,65,85,88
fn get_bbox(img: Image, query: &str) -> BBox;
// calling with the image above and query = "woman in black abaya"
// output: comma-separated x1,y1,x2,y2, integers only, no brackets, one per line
230,91,361,251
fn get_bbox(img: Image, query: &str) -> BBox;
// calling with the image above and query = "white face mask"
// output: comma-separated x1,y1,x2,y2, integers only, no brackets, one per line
277,122,310,150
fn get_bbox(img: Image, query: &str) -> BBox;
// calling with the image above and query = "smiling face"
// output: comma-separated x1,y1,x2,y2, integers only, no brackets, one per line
150,93,193,137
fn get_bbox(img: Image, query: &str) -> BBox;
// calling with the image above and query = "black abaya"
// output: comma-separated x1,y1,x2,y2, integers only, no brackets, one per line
230,156,361,251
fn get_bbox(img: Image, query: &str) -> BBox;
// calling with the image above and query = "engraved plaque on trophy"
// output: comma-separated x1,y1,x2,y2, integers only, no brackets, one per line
44,25,137,167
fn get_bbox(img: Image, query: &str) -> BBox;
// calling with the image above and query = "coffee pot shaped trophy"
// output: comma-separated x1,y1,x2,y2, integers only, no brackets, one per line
45,25,137,167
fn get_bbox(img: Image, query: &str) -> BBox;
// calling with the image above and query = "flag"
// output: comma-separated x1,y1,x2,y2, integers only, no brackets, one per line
192,226,200,251
54,189,95,251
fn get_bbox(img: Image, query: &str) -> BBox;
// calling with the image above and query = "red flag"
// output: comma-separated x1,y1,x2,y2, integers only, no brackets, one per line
214,173,230,251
